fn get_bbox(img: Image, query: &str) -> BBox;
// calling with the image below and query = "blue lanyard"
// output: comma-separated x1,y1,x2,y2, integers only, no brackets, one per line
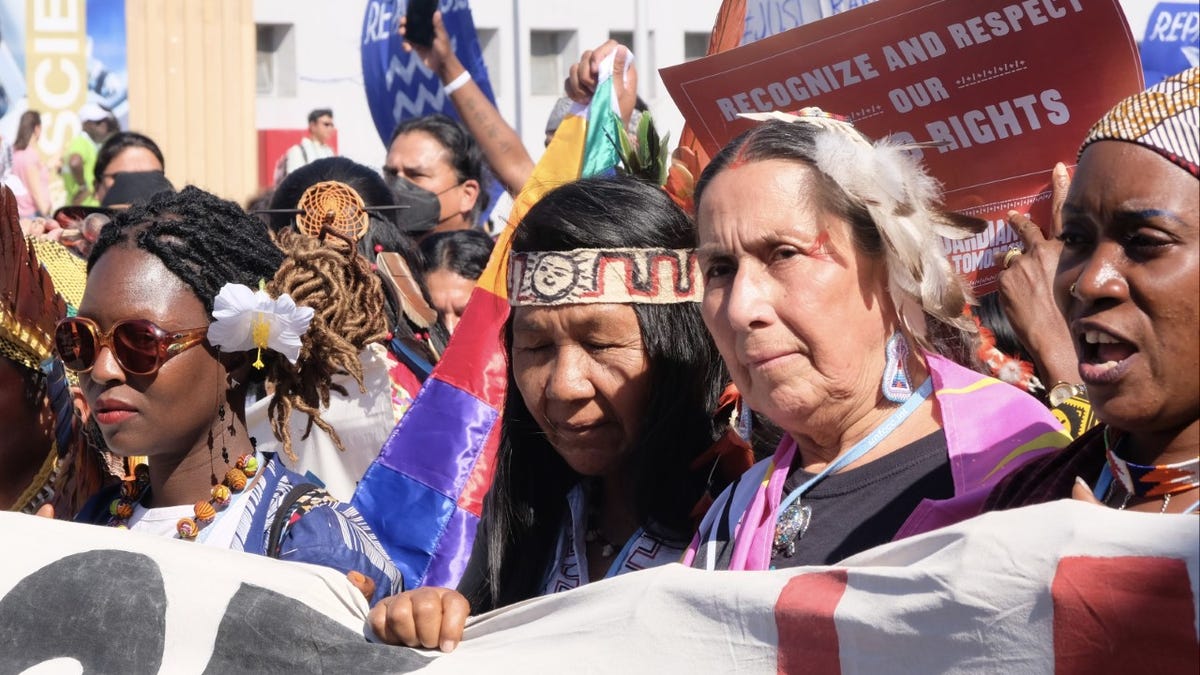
1093,464,1114,502
777,379,933,515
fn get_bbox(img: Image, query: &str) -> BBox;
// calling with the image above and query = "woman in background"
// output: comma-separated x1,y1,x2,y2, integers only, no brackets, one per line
419,229,494,333
12,111,52,218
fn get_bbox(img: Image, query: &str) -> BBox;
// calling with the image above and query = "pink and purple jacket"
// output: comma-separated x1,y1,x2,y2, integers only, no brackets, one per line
685,353,1072,571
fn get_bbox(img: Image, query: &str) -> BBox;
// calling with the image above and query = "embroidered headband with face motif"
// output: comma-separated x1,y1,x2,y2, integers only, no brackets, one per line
507,248,703,307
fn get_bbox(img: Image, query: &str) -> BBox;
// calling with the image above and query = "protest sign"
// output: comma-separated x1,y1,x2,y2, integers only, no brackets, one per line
360,0,496,145
1140,2,1199,86
661,0,1144,293
0,0,128,155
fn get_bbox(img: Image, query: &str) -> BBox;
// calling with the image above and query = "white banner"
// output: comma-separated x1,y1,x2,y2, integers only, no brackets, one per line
1,501,1196,673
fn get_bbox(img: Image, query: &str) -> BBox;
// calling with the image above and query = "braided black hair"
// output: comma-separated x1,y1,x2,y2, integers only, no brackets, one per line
89,186,284,314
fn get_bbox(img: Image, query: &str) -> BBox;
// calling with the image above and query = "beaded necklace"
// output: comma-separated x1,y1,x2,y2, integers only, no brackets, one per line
1094,427,1200,514
176,454,260,540
105,454,261,538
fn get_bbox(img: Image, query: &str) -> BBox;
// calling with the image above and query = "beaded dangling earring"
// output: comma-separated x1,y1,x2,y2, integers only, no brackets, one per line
207,425,219,487
218,402,230,465
881,331,913,404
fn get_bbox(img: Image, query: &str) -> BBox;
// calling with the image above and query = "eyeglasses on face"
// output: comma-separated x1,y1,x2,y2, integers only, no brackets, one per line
54,317,208,376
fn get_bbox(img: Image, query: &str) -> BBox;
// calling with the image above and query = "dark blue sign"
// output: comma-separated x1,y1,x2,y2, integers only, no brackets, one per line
1140,3,1199,87
361,0,497,145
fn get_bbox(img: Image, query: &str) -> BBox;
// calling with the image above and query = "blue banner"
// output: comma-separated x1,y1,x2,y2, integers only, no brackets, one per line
1140,2,1199,86
360,0,497,145
0,0,128,148
741,0,877,46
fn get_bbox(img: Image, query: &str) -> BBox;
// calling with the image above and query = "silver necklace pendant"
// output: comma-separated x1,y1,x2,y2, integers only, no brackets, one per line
773,502,813,558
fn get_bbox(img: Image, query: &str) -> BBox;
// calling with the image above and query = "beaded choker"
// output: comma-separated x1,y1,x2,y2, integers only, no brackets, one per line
1104,428,1200,499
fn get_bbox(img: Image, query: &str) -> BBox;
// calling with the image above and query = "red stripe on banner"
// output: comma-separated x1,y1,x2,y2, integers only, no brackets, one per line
1052,556,1198,673
434,288,510,408
457,418,503,516
775,570,847,675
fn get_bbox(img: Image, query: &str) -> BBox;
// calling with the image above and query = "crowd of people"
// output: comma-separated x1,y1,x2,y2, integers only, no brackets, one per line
1,6,1196,665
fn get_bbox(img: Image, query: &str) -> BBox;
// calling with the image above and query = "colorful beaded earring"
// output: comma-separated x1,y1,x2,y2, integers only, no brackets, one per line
881,331,913,404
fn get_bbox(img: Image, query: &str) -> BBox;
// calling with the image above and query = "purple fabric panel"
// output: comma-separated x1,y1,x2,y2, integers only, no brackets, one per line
375,378,500,496
927,353,1069,491
424,507,480,589
894,353,1071,539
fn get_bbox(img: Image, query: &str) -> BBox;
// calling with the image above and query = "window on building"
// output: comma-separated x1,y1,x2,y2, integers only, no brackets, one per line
529,30,576,96
685,31,711,61
256,24,296,97
609,30,633,48
477,28,501,96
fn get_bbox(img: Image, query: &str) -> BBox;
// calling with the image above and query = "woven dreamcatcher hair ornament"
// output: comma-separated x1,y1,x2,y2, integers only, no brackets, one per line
294,180,371,241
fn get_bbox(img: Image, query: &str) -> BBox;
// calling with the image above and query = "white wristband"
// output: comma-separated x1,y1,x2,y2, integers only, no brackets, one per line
443,70,472,95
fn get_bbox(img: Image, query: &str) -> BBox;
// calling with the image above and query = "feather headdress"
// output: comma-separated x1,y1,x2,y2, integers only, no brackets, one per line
0,186,67,372
740,109,985,350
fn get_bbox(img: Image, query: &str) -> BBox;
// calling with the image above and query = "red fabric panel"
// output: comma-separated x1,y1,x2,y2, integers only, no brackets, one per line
775,569,848,675
433,288,510,408
1052,556,1198,674
457,419,502,516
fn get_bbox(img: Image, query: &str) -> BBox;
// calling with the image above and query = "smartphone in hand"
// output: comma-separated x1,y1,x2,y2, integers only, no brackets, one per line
405,0,438,48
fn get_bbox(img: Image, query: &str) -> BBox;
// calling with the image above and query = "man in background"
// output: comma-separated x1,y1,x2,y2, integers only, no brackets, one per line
282,108,336,177
62,103,118,206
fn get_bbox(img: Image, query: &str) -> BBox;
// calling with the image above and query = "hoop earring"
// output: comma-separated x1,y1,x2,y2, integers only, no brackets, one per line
882,331,913,404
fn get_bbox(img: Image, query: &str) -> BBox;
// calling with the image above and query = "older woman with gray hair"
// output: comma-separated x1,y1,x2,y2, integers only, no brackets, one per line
687,110,1071,570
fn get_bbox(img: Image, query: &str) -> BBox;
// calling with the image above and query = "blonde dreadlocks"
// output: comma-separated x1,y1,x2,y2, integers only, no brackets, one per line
265,228,389,461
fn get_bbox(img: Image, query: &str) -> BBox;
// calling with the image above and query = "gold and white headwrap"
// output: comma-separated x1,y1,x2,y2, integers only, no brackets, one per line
1080,66,1199,178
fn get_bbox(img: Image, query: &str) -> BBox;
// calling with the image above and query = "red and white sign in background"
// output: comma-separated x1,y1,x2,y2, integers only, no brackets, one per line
661,0,1145,293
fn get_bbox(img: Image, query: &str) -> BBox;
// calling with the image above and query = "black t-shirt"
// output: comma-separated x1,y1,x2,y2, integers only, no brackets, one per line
771,430,953,568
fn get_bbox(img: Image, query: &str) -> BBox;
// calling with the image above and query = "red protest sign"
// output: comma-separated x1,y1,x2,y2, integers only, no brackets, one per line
661,0,1144,293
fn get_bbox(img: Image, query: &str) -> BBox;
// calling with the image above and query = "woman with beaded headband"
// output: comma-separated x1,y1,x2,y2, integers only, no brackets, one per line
682,109,1072,572
987,68,1200,515
253,157,447,500
0,185,111,517
369,176,743,651
62,186,401,603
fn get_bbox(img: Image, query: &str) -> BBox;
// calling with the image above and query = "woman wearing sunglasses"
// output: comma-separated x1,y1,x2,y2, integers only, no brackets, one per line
59,186,402,603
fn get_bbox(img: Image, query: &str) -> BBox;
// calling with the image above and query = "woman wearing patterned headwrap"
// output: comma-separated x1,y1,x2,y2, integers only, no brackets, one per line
987,67,1200,514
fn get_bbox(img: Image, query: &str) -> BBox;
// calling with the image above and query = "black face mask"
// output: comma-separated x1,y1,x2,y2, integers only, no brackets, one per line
383,173,442,234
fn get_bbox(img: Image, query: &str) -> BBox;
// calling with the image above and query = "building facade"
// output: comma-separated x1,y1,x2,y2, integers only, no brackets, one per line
254,0,723,179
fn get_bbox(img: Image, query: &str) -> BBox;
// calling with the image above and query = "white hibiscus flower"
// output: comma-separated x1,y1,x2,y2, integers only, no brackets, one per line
207,283,315,368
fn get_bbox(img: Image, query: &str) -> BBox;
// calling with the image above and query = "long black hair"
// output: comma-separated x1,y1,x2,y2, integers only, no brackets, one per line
465,176,725,611
419,229,494,280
